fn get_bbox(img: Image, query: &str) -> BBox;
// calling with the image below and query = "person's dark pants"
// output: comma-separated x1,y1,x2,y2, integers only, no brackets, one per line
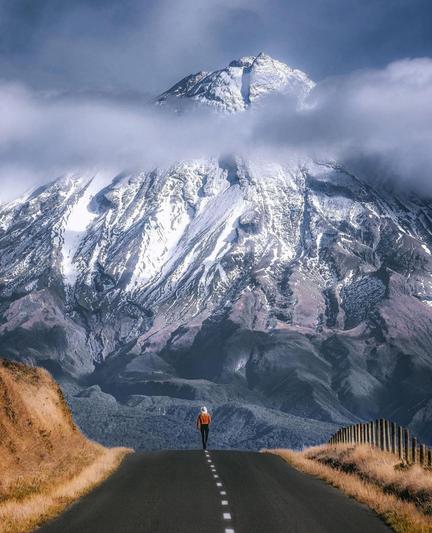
200,424,209,449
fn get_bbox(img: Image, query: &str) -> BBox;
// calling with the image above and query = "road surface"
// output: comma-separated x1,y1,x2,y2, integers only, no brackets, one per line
36,451,391,533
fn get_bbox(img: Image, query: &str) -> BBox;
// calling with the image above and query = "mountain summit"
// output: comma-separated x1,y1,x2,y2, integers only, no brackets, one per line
1,55,432,450
157,53,315,112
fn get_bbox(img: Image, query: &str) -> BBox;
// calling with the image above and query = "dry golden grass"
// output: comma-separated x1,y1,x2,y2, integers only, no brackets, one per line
267,445,432,533
0,359,132,533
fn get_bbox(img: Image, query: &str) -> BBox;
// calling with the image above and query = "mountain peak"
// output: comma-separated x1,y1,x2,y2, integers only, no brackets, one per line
228,55,256,68
157,53,315,113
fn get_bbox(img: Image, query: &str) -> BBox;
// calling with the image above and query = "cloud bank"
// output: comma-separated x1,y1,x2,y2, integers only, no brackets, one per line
1,57,432,201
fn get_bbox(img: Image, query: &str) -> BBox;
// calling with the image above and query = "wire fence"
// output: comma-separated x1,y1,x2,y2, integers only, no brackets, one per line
328,419,432,467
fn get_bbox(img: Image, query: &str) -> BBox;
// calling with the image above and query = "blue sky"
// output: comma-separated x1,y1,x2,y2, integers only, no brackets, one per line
1,0,431,94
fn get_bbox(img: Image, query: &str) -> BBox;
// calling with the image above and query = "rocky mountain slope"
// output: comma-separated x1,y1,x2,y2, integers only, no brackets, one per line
1,54,431,448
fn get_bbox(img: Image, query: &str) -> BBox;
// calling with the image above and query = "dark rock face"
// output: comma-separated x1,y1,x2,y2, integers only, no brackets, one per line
1,55,432,449
341,272,388,329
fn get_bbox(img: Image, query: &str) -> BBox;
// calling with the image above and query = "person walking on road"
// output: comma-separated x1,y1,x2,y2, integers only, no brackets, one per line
197,406,211,450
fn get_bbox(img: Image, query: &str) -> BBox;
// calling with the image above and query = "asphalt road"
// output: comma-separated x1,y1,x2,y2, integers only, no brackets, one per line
36,450,391,533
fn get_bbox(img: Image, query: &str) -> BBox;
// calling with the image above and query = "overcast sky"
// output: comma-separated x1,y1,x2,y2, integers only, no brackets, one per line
1,0,432,95
0,0,432,200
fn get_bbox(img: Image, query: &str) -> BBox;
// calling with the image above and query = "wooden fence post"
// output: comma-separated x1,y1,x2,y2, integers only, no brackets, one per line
379,419,385,451
412,437,417,464
391,422,397,454
376,420,381,449
428,448,432,467
370,421,376,447
404,428,410,463
420,444,426,466
398,426,403,460
385,420,391,452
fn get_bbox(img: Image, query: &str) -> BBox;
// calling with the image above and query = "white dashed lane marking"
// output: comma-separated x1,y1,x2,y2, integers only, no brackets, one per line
206,458,235,533
206,456,234,530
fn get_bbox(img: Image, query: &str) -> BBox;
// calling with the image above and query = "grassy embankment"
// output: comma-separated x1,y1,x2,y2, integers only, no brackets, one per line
268,444,432,533
0,359,132,533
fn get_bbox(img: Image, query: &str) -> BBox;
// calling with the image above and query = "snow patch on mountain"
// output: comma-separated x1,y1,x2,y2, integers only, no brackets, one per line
61,173,114,285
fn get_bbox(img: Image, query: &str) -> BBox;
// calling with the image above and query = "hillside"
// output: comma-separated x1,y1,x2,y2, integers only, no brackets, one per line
270,445,432,533
0,359,130,533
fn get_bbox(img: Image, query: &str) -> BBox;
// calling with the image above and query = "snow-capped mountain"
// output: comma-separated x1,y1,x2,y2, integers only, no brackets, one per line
1,54,432,449
157,52,314,112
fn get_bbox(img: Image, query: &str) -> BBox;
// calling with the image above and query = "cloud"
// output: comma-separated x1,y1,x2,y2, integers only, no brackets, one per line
1,57,432,201
247,57,432,191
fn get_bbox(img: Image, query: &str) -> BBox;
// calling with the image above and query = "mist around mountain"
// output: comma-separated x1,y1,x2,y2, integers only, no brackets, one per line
1,54,432,449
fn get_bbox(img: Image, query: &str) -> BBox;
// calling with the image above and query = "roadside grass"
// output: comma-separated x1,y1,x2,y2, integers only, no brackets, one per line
0,359,132,533
0,447,130,533
267,444,432,533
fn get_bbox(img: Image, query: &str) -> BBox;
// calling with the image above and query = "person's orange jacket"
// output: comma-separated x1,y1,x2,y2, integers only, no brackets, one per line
197,412,211,428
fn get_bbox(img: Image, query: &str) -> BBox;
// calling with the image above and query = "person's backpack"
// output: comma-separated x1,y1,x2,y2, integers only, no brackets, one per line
200,412,210,425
